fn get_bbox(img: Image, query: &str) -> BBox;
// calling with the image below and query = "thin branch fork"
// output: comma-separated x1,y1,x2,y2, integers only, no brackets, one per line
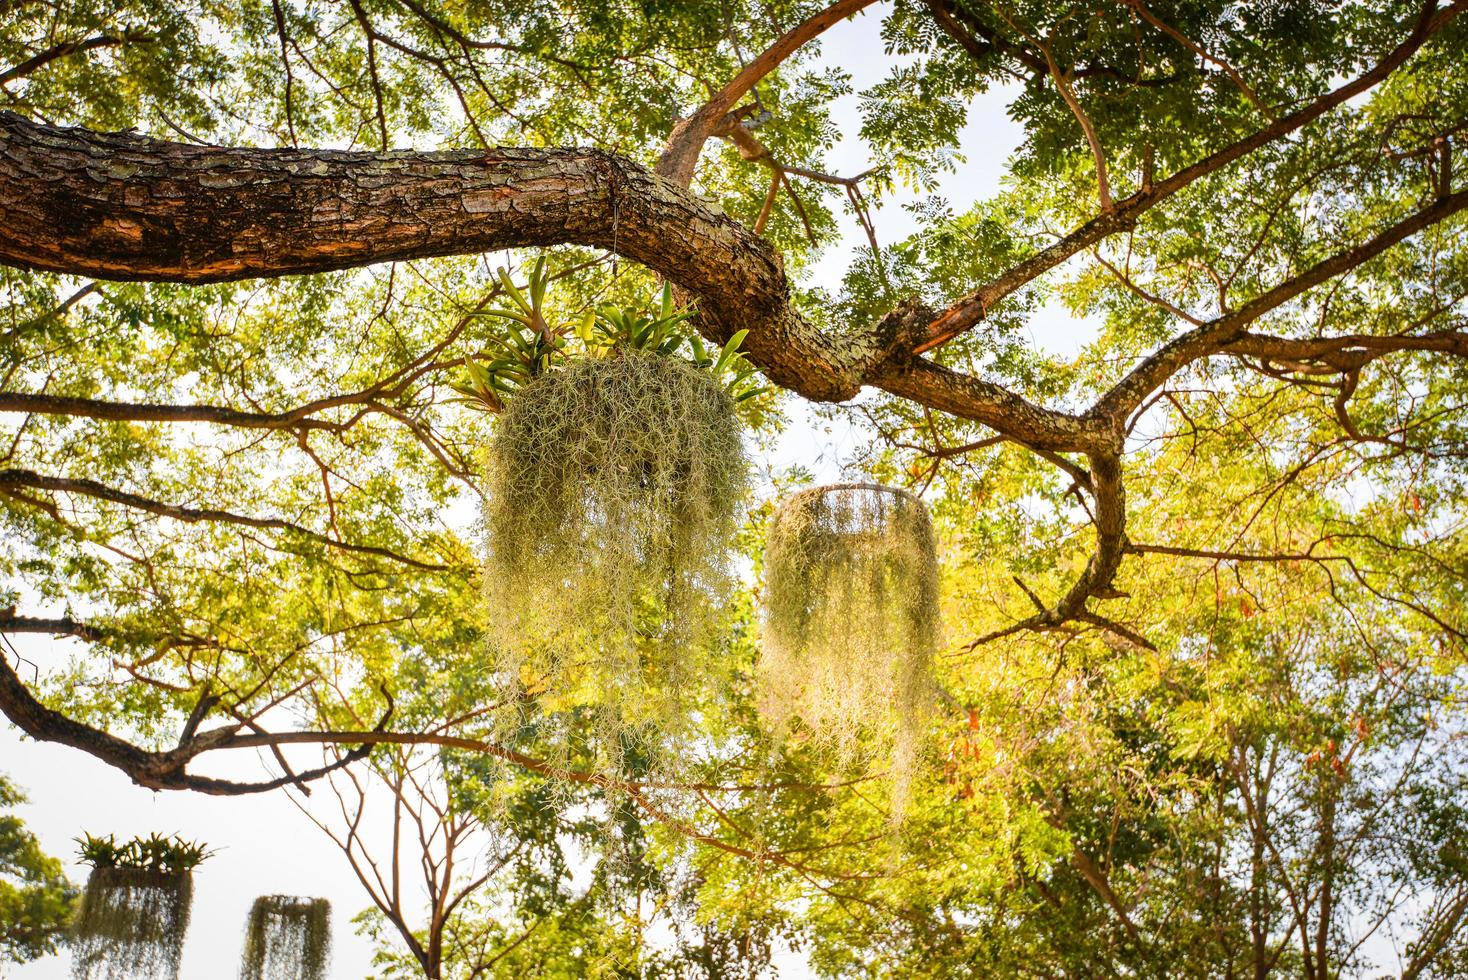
0,279,509,431
1123,0,1267,113
0,627,387,795
708,106,882,245
0,390,372,431
0,31,156,86
998,7,1113,211
656,0,879,186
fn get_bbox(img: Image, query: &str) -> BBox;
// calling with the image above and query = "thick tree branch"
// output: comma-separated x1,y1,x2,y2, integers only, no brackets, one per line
0,109,1083,441
1221,329,1468,369
870,357,1109,454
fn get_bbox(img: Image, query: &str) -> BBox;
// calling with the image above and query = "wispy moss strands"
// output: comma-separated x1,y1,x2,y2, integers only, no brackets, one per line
240,896,331,980
70,868,192,980
483,352,749,766
759,484,939,809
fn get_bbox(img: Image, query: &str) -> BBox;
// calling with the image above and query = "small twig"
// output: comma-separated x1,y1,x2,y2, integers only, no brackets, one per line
1126,0,1268,114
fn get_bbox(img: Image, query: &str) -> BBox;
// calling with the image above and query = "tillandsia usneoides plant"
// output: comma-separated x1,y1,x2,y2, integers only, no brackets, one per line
240,896,331,980
479,265,754,774
759,484,941,813
70,833,209,980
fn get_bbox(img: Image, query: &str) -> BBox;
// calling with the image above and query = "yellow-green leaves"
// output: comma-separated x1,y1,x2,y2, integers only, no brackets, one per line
459,266,770,411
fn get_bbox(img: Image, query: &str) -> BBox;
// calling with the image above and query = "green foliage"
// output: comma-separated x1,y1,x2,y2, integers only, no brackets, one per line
483,350,750,768
76,833,211,875
759,484,940,806
70,867,192,980
240,896,331,980
0,774,77,964
458,261,769,412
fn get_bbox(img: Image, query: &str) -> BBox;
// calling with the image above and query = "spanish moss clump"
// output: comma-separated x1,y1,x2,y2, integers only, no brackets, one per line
484,352,749,754
70,868,192,980
240,896,331,980
759,484,940,805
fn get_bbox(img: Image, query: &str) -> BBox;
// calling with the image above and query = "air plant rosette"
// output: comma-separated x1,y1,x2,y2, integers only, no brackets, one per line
70,834,208,980
240,895,331,980
758,483,941,809
472,262,758,769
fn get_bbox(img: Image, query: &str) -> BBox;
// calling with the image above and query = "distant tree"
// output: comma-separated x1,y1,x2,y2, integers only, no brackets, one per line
0,773,76,966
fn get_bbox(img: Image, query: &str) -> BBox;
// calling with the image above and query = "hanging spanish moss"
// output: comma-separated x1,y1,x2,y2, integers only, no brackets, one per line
240,896,331,980
484,352,749,759
70,868,192,980
759,484,940,806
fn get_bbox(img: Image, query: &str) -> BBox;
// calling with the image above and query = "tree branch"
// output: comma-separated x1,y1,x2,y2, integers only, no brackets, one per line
1125,0,1267,113
0,467,453,571
0,109,1082,438
0,32,154,86
0,624,381,794
656,0,879,186
1089,188,1468,421
914,0,1464,353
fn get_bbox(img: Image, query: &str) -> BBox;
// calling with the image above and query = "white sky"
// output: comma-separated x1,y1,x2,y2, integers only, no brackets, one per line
2,6,1096,978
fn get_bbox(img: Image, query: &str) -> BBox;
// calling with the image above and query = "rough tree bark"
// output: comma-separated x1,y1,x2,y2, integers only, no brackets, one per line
0,110,1108,448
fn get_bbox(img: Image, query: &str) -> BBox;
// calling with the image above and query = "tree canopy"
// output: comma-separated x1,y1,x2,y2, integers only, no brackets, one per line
1,0,1467,976
0,773,76,965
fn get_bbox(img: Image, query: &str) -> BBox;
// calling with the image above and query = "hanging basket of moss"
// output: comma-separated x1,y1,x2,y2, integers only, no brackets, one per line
759,483,940,791
483,352,748,729
70,867,193,980
240,896,331,980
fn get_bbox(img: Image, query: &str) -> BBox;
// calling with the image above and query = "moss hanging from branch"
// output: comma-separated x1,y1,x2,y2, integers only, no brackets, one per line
70,868,193,980
240,896,331,980
759,483,940,803
483,351,749,757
